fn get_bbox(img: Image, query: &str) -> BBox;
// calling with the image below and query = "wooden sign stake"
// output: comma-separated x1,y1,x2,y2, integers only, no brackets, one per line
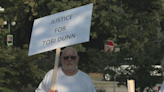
127,79,135,92
51,48,61,90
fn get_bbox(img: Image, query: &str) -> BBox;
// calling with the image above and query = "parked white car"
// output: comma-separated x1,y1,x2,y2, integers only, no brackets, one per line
103,65,162,81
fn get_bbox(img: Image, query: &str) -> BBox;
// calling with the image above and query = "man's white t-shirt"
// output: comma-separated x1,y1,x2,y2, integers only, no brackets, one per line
35,68,96,92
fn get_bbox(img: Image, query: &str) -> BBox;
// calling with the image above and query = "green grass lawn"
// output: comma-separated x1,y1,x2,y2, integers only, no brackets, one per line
93,82,113,86
88,73,103,78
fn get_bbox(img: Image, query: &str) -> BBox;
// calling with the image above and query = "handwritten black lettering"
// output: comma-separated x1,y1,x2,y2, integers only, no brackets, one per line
58,33,76,42
54,26,66,33
43,38,56,46
50,14,73,25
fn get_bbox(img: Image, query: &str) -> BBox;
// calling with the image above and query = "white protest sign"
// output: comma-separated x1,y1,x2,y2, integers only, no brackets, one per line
28,3,93,56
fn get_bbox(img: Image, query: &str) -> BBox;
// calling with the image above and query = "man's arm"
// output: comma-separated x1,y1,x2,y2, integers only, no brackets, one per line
87,75,96,92
35,81,47,92
35,69,54,92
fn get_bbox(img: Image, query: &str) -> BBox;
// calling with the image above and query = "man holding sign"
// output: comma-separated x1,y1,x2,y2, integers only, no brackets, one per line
35,47,96,92
29,3,94,92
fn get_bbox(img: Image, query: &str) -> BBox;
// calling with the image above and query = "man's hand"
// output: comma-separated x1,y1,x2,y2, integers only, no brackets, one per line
48,90,58,92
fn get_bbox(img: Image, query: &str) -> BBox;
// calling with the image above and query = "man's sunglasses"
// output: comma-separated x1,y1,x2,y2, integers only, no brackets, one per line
63,56,77,60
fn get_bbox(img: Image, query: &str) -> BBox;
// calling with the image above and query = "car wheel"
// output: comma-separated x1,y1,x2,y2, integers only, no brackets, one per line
103,73,111,81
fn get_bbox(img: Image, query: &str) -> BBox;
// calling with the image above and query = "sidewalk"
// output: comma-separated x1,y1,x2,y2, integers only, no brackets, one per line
95,85,128,92
95,84,159,92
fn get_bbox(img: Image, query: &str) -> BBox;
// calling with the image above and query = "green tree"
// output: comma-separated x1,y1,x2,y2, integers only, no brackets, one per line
0,0,90,91
86,0,164,92
0,45,47,92
0,0,49,91
2,0,164,91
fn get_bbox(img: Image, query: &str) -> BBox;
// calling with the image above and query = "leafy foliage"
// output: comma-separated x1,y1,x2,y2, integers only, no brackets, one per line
1,0,164,92
85,0,164,92
0,45,47,92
